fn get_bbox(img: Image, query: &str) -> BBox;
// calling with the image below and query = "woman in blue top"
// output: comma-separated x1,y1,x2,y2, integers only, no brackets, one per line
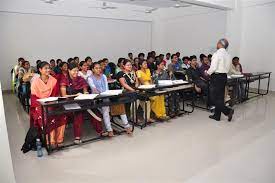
88,62,132,136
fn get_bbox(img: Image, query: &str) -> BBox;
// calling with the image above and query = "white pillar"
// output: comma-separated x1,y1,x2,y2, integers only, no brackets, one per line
0,83,16,183
225,0,242,57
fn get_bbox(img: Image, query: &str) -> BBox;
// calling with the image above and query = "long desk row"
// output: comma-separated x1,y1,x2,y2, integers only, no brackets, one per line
38,82,195,154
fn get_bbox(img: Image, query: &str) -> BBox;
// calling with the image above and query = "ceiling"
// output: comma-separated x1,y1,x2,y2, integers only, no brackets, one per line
102,0,232,10
102,0,191,8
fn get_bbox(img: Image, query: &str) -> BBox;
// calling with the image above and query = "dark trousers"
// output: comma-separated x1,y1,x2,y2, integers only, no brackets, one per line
210,73,231,119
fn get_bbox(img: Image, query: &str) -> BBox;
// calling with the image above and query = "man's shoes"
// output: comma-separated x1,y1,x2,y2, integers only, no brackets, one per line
228,109,234,122
209,115,220,121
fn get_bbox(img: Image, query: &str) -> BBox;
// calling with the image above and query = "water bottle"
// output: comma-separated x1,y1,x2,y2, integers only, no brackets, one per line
36,139,43,157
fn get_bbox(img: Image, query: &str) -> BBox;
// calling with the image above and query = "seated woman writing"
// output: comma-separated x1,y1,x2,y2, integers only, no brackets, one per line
59,63,103,144
87,62,132,135
30,61,66,148
136,60,156,123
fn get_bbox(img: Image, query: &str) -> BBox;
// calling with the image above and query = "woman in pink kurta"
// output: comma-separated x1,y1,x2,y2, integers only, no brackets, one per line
30,61,66,148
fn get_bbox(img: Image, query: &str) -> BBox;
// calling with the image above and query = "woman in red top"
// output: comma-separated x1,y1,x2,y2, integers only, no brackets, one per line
30,61,66,148
60,63,104,144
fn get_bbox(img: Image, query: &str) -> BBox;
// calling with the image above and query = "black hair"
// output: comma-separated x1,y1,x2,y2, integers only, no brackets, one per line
156,60,164,66
59,62,67,68
56,59,62,64
171,54,177,60
102,58,108,62
208,54,212,58
117,58,125,67
128,53,133,56
182,56,190,61
91,62,100,69
36,60,42,65
199,54,206,60
67,58,73,63
190,55,197,61
138,53,145,58
166,53,171,56
159,54,164,57
74,56,79,60
176,52,180,55
138,59,147,70
122,59,131,66
232,57,239,61
18,57,25,62
50,59,55,63
108,62,117,77
37,61,50,74
85,56,92,62
79,61,86,67
22,60,30,66
68,63,78,70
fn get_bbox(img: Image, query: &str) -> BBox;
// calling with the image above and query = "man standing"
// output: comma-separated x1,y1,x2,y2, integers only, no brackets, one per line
206,38,234,122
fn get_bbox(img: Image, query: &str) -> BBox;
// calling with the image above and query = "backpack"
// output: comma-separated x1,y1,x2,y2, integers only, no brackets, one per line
21,127,40,153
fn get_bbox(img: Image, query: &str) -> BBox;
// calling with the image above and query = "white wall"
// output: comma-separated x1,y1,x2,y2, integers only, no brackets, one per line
0,83,16,183
239,1,275,91
0,0,153,90
152,6,227,58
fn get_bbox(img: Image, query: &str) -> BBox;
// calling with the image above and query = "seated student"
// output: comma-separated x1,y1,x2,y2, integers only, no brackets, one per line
132,57,139,72
151,60,169,120
12,58,24,92
128,52,134,64
182,56,190,69
230,57,246,101
107,62,117,80
53,59,62,74
176,52,183,66
116,58,125,73
50,59,56,70
138,53,145,61
60,63,104,144
85,56,93,69
199,55,210,80
22,66,36,83
116,59,139,118
168,54,182,74
159,54,166,67
136,60,155,123
147,55,156,74
67,58,74,64
164,53,171,66
231,57,243,74
186,55,208,94
208,54,212,63
74,56,80,66
199,54,207,68
78,61,92,81
18,60,30,82
100,58,112,79
30,61,66,148
55,62,68,81
88,62,132,135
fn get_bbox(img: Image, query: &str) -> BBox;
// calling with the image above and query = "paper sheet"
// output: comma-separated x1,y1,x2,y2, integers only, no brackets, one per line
74,94,98,100
100,90,123,96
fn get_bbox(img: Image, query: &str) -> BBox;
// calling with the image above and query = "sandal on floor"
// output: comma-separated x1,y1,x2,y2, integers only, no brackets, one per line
108,131,115,137
125,127,133,135
74,138,82,145
100,132,109,137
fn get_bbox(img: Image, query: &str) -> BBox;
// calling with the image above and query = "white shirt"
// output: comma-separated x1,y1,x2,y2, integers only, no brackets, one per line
207,48,231,75
78,70,92,81
165,59,171,66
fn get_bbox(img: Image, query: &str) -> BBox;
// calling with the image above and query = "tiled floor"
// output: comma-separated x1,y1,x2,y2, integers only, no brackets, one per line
3,93,275,183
